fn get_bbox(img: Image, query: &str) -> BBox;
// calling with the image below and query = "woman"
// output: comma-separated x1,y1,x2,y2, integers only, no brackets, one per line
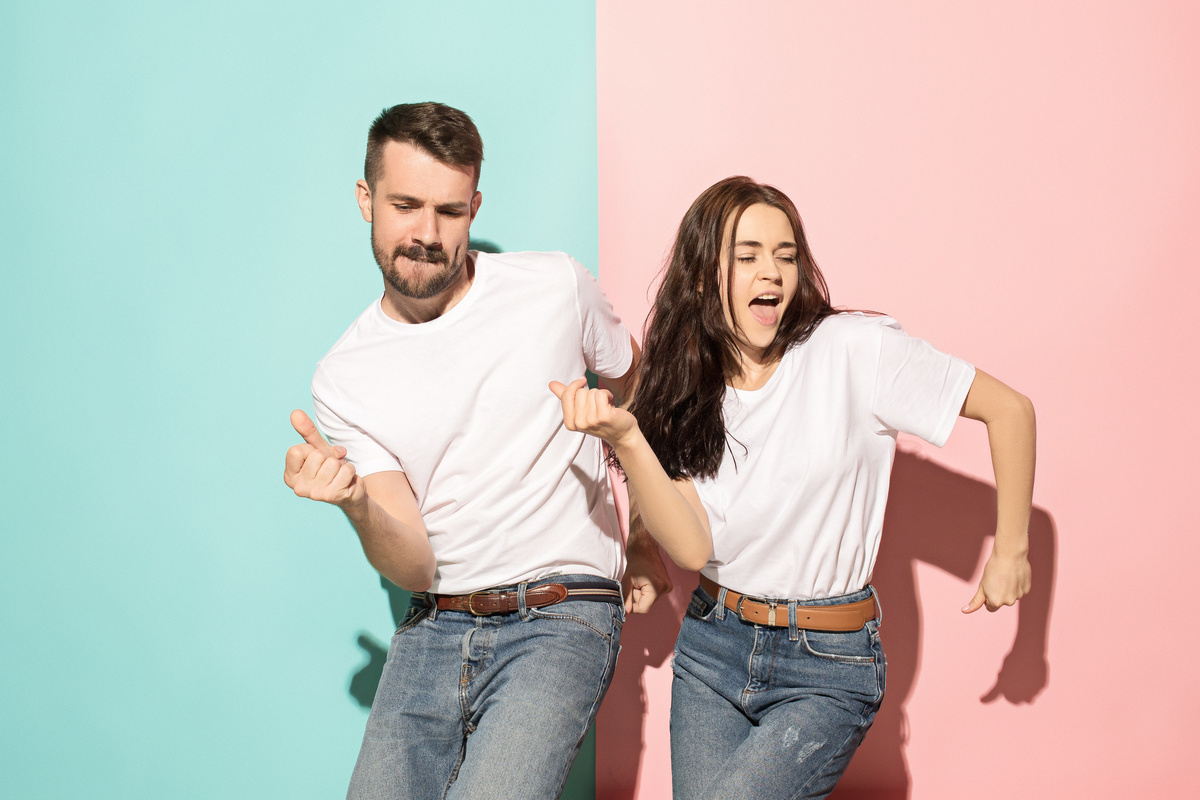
551,176,1034,799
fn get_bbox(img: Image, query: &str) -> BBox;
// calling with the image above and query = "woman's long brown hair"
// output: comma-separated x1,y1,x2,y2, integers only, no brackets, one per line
627,176,836,480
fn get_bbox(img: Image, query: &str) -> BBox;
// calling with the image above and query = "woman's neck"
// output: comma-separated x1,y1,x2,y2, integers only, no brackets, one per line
729,351,781,391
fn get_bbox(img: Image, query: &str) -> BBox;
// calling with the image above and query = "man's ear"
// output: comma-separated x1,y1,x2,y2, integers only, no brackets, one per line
356,179,373,223
470,190,482,222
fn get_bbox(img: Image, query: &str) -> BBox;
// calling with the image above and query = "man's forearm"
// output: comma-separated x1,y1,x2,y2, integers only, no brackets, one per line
342,495,437,592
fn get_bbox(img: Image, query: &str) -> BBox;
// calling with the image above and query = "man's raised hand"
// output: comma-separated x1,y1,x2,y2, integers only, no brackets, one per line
549,378,638,448
284,409,366,507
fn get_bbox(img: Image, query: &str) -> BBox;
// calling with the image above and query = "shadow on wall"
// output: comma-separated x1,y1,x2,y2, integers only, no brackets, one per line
830,450,1056,799
349,576,410,710
470,238,502,254
595,556,691,799
597,450,1057,800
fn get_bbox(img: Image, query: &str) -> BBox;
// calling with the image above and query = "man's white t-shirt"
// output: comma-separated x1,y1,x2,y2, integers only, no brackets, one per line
311,251,633,595
693,313,975,600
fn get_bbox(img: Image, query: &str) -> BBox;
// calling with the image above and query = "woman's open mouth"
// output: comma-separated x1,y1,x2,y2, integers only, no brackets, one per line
748,293,781,326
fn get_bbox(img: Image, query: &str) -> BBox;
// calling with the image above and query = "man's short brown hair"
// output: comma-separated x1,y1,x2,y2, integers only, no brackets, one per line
364,102,484,190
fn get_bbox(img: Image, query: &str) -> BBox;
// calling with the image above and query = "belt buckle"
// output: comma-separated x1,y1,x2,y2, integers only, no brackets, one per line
466,591,493,616
736,593,778,626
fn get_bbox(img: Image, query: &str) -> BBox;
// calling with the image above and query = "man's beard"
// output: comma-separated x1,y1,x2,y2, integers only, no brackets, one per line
372,227,466,300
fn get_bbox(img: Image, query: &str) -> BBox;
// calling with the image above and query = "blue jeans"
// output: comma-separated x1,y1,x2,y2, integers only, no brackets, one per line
347,575,624,800
670,584,885,800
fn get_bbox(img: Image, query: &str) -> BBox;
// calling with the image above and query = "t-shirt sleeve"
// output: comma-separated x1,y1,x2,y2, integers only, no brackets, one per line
311,365,404,477
569,255,633,379
871,317,976,447
690,478,727,537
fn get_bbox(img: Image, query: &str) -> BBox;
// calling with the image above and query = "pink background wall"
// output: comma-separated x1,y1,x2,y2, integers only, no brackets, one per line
594,1,1200,797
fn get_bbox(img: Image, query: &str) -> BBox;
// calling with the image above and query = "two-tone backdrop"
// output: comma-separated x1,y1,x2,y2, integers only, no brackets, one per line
3,2,1197,798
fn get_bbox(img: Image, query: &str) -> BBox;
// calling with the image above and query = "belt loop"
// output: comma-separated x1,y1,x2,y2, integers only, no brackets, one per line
868,584,882,627
787,599,799,641
715,586,728,620
517,582,529,620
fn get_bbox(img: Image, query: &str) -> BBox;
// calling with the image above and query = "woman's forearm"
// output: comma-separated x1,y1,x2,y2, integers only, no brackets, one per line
960,369,1036,612
612,428,713,571
987,393,1036,557
551,377,714,571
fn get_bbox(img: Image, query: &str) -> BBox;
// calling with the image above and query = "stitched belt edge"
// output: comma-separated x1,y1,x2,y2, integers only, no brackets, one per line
698,575,877,631
420,580,622,616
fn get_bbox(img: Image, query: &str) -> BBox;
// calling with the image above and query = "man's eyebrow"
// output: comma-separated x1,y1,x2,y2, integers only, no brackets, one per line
384,194,469,211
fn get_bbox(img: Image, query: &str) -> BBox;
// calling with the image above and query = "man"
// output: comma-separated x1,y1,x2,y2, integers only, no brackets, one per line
284,102,668,799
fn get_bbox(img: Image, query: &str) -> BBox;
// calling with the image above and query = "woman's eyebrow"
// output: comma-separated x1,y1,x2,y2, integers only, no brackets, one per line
734,239,798,249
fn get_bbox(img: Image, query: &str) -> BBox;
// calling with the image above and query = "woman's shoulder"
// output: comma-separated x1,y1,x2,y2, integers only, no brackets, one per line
808,311,902,348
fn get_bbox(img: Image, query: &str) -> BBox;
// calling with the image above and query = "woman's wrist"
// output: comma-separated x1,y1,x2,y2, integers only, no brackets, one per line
609,422,648,456
991,529,1030,559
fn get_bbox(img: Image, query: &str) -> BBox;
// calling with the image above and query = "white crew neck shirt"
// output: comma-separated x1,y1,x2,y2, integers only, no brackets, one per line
693,313,975,600
311,251,633,594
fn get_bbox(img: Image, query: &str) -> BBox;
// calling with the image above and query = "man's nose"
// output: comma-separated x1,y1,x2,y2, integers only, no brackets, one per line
411,208,440,248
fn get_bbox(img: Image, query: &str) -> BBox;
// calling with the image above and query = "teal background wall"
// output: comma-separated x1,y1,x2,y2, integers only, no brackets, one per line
0,2,600,797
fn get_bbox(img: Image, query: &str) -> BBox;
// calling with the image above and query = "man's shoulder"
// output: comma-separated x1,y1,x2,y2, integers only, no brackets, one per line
313,300,386,376
474,250,586,305
476,249,576,274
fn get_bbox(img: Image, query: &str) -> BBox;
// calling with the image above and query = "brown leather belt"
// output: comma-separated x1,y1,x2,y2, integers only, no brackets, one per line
699,575,877,631
427,581,623,616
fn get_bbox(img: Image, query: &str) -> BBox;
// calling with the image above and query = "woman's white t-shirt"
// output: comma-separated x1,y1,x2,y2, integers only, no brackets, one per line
692,313,975,600
311,251,633,595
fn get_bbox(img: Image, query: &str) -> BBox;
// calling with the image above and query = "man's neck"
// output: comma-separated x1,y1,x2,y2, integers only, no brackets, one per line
380,254,477,324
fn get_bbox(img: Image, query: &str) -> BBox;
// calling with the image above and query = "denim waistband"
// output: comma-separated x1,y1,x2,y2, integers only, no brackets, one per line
414,574,623,612
697,581,882,633
698,582,874,607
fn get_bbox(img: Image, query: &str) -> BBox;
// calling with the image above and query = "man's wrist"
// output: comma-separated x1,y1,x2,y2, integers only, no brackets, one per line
340,491,371,524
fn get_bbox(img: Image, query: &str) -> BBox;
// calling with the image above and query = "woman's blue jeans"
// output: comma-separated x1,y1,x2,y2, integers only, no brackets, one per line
346,574,624,800
670,584,885,800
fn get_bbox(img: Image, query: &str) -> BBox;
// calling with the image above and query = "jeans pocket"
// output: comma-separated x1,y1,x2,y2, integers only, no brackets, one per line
393,604,431,635
685,588,718,622
529,601,620,641
800,627,876,664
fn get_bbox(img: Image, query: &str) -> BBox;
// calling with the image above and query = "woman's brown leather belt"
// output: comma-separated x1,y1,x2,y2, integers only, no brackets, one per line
699,575,877,631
